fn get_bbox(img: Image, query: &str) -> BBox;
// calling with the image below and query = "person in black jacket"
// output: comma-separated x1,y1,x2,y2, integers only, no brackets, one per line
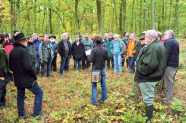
71,35,85,71
9,33,44,119
163,30,179,104
26,36,37,71
58,33,71,75
87,36,110,106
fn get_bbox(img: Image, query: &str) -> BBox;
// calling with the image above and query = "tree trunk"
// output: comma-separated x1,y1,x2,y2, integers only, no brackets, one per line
119,4,122,37
75,0,79,34
113,0,118,33
139,0,142,33
175,0,179,36
151,0,155,29
144,0,147,31
10,0,13,35
96,0,103,34
34,0,37,33
162,0,164,32
168,0,172,29
122,0,126,32
131,0,135,32
57,0,61,39
49,0,52,34
17,0,21,31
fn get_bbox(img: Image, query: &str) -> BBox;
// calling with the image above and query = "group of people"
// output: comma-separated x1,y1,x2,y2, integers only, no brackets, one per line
0,29,179,122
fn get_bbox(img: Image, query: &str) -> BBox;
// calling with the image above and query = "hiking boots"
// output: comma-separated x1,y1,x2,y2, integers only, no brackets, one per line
145,104,154,122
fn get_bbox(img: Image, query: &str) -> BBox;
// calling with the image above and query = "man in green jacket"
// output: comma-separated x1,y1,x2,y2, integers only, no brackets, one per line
134,30,166,122
39,34,54,77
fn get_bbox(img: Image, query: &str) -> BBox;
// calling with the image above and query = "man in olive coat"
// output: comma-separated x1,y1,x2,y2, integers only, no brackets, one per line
134,30,166,122
9,33,43,119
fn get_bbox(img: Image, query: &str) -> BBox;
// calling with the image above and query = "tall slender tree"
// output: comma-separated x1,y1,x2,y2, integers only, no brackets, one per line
75,0,79,34
151,0,155,29
122,0,126,32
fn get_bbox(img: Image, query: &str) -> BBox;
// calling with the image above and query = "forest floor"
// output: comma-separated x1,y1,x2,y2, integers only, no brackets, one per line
0,38,185,123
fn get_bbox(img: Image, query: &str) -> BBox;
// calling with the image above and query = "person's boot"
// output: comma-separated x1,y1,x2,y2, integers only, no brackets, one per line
36,68,40,75
145,104,154,122
130,69,135,74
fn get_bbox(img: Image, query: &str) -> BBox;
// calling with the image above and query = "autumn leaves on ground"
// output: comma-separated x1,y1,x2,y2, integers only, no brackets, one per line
0,39,185,122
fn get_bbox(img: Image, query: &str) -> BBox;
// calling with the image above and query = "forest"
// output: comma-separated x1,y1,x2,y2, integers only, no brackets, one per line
0,0,186,122
0,0,185,39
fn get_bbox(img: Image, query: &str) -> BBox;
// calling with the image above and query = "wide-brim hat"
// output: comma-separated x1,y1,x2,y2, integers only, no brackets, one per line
49,34,56,39
39,33,44,37
14,33,27,43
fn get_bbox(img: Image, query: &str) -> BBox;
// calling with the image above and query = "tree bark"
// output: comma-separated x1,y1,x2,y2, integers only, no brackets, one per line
17,0,21,31
96,0,103,34
75,0,79,34
162,0,164,32
168,0,172,29
175,0,179,36
113,0,118,33
131,0,135,32
144,0,147,31
122,0,126,32
119,4,122,37
49,0,52,34
151,0,155,29
34,0,37,33
139,0,142,33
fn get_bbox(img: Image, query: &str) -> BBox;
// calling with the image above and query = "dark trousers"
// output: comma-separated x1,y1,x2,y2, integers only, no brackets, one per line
17,84,43,117
0,79,7,106
129,57,135,70
74,59,81,71
107,56,114,69
82,55,90,69
51,56,57,71
60,55,70,75
41,59,52,77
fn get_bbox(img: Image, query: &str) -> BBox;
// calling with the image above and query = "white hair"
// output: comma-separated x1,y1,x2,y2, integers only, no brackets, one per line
146,30,158,40
44,34,48,37
114,34,119,38
32,33,37,36
166,30,174,38
62,33,68,37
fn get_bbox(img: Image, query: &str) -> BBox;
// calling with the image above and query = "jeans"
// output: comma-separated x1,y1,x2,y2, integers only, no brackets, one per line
51,55,57,71
74,59,81,71
91,69,107,106
60,55,70,75
36,57,40,70
17,84,43,117
129,57,135,70
113,54,122,73
139,82,158,106
41,59,52,77
0,79,7,106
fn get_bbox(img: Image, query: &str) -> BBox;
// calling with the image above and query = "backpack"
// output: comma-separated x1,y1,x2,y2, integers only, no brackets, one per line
0,48,8,77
